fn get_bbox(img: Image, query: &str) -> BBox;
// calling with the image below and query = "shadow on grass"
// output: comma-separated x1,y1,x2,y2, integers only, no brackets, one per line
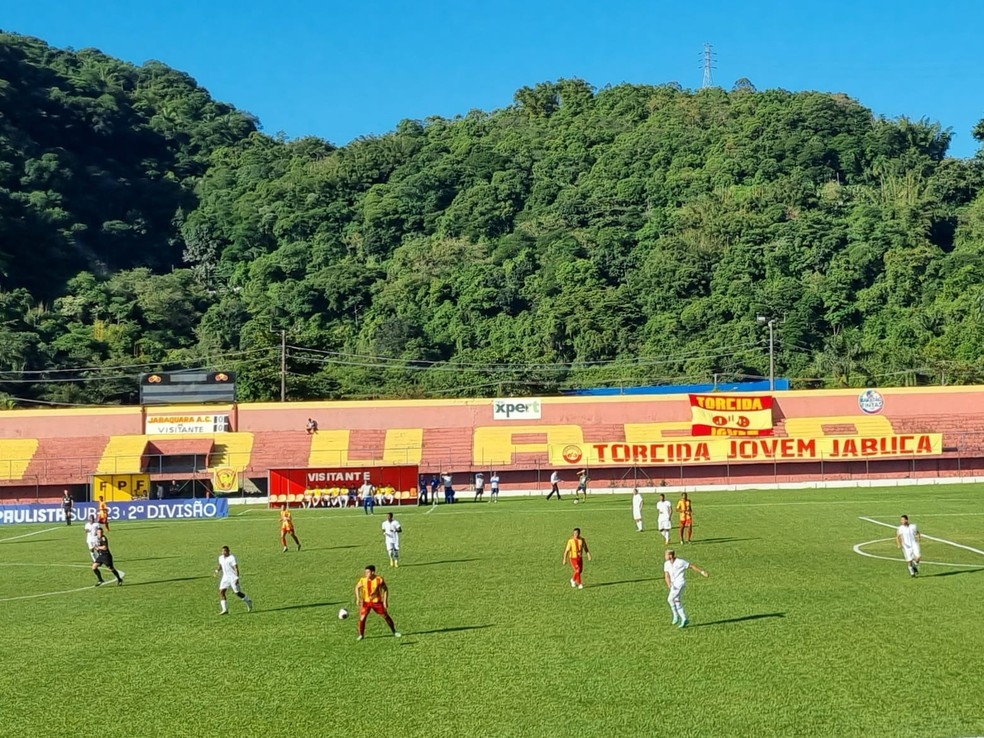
124,555,182,562
124,576,210,588
689,537,762,545
589,577,662,589
402,558,482,567
407,624,494,636
688,613,786,628
256,601,342,613
924,568,984,578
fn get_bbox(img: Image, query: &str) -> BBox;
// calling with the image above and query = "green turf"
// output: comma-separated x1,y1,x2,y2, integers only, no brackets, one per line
1,486,983,738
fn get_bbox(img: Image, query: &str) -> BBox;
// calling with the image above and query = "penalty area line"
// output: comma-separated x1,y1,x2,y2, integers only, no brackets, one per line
0,526,62,543
859,516,984,557
852,538,982,568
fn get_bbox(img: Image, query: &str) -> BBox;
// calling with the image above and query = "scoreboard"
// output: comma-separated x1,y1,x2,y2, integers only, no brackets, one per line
139,371,236,405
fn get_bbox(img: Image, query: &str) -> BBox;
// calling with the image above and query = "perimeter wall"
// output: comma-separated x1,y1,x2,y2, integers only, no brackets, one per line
1,385,983,501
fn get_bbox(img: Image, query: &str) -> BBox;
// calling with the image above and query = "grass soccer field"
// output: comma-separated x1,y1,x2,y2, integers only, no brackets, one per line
1,485,982,738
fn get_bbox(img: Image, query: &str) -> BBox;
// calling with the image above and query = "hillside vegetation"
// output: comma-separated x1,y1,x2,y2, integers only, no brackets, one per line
2,32,984,405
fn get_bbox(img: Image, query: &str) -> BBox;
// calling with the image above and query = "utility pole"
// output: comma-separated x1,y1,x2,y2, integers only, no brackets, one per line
767,320,775,392
701,43,716,89
756,317,776,392
280,329,286,402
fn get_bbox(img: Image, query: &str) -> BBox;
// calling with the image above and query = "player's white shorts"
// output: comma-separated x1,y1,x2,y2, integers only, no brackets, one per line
386,542,399,555
901,543,921,562
658,516,671,531
219,576,241,593
667,583,685,605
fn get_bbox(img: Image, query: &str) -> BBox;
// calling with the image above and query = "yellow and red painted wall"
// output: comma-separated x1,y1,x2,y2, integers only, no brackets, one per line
1,385,982,501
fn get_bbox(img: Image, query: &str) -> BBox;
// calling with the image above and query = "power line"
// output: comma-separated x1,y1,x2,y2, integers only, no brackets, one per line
0,347,275,377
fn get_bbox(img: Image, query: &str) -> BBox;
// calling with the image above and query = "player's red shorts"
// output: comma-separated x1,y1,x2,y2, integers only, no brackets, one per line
360,601,388,618
97,514,108,524
680,514,693,526
281,524,294,533
571,558,583,576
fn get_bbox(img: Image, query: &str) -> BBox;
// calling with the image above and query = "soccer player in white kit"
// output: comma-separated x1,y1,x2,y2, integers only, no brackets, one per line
84,513,101,562
382,512,402,567
663,549,709,628
214,546,253,614
896,515,922,577
656,493,673,544
631,489,644,532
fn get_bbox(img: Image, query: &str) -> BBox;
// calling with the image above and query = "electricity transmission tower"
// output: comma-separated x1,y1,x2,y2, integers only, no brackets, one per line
701,43,716,88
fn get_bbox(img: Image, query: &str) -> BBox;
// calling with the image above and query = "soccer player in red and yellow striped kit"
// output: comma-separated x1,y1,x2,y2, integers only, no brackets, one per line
280,508,301,552
562,528,592,589
355,565,401,641
97,496,110,531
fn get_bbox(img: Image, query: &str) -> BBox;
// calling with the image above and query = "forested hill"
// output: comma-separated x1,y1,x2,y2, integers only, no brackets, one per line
2,34,984,407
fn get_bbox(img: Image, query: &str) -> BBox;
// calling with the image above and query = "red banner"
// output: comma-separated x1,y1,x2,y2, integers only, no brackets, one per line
690,394,774,436
270,466,420,496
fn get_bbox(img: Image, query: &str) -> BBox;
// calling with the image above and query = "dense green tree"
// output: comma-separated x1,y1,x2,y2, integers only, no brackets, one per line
5,32,984,404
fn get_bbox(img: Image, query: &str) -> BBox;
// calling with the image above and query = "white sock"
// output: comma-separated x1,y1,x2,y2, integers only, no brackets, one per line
636,521,643,532
220,600,228,613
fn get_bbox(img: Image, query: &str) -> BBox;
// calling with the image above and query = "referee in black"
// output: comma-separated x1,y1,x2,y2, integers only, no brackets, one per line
61,489,73,526
91,528,124,586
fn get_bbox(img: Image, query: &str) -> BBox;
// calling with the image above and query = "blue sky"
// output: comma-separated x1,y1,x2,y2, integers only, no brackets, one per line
4,0,983,157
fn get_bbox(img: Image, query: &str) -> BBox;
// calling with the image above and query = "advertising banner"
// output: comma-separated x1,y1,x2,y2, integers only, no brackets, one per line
492,399,542,421
551,433,944,467
0,499,229,526
690,394,774,436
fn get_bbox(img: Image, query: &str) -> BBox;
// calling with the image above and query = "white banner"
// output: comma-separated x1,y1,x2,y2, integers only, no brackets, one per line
145,414,230,435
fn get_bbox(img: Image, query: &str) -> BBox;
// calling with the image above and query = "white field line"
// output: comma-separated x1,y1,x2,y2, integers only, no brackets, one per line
0,567,126,603
859,516,984,557
852,538,982,569
0,526,62,543
704,498,978,509
0,585,104,603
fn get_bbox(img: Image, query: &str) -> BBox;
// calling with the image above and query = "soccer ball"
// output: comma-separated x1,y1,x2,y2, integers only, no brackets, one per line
573,499,579,505
338,608,349,620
